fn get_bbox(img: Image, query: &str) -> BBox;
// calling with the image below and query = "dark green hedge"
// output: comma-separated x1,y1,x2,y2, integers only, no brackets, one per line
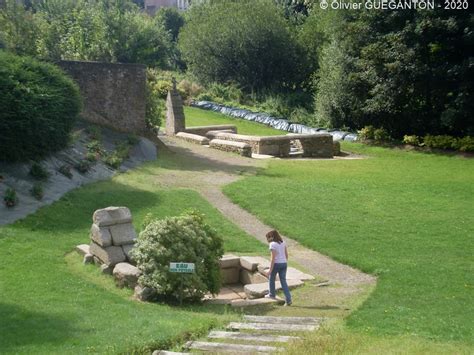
0,51,82,162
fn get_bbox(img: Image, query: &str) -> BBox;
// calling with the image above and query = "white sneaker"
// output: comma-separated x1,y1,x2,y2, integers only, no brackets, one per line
264,294,276,299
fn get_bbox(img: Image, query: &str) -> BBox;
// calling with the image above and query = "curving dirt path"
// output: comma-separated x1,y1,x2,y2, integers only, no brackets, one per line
157,136,376,300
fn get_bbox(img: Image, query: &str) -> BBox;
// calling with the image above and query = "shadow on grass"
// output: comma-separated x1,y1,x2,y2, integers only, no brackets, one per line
0,302,77,352
155,143,264,175
10,180,161,233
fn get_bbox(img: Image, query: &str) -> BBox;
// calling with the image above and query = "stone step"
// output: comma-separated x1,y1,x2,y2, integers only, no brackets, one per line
243,315,322,325
152,351,188,355
228,322,317,332
208,331,299,343
186,341,280,353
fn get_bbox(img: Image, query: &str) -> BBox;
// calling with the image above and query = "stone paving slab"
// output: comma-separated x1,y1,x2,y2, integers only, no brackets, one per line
244,279,304,299
228,322,317,332
243,315,322,325
186,341,280,353
230,297,284,307
208,331,299,343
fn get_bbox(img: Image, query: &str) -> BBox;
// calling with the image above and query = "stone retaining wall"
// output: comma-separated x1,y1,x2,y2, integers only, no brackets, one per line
184,125,237,137
58,61,146,134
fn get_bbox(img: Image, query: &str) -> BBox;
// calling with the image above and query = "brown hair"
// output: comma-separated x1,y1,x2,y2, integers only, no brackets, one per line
266,230,283,244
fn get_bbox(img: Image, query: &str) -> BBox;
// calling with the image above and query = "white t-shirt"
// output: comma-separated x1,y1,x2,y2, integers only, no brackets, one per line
269,241,287,263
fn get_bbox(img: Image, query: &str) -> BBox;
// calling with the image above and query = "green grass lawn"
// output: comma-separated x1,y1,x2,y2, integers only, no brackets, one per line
0,158,265,354
224,143,474,345
183,106,286,136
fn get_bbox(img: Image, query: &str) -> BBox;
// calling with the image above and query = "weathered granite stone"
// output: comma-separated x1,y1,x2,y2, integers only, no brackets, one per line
333,141,341,156
231,297,284,307
134,285,157,302
109,223,136,246
244,279,304,299
113,262,141,289
101,263,114,275
93,207,132,227
220,267,240,285
83,253,94,264
219,255,240,269
176,132,210,145
122,244,135,264
240,269,268,285
286,267,315,281
209,139,252,157
76,244,90,256
185,125,237,137
240,256,267,272
90,223,112,247
166,81,185,135
90,242,126,266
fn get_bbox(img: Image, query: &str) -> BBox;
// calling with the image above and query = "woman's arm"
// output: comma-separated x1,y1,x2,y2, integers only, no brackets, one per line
267,249,276,277
285,246,288,261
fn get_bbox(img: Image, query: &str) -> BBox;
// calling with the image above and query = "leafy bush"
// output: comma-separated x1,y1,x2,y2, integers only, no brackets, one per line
423,135,457,150
373,128,390,142
179,0,302,91
30,183,44,200
358,126,375,141
455,136,474,152
177,79,203,101
75,160,91,174
4,188,17,207
87,125,102,141
29,162,49,181
58,164,73,179
403,135,421,146
104,153,123,169
0,51,81,162
131,211,224,302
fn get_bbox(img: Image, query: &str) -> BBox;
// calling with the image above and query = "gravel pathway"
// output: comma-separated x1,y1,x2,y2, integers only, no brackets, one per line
158,136,376,294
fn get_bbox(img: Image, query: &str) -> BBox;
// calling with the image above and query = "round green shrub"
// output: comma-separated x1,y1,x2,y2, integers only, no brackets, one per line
0,51,82,162
131,211,224,303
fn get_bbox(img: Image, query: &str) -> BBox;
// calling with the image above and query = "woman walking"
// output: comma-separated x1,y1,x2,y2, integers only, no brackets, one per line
265,230,292,306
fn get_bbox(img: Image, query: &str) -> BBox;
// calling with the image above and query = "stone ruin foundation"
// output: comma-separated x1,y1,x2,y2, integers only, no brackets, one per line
76,206,141,289
76,207,314,306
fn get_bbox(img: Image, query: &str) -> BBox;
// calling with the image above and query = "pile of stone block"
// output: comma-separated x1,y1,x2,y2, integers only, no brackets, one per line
89,206,136,268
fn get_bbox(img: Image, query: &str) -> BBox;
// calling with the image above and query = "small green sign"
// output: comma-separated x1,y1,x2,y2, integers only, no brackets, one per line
170,262,195,273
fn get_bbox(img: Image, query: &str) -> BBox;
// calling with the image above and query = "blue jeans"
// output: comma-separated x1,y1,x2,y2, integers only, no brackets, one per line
269,263,292,304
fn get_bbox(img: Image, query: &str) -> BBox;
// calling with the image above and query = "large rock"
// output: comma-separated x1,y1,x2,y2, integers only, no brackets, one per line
240,269,268,285
90,242,126,266
90,223,112,247
220,267,240,285
244,279,304,299
109,223,136,246
76,244,90,256
240,256,268,272
93,206,132,227
219,255,240,269
113,262,141,289
134,285,157,302
122,244,135,263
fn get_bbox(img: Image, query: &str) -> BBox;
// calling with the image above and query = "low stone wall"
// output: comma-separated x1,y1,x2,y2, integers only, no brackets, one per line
176,132,210,145
58,60,147,134
211,132,333,158
209,139,252,157
184,125,237,137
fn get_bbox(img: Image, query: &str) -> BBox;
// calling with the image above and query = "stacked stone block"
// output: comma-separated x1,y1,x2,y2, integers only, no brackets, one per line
89,207,136,268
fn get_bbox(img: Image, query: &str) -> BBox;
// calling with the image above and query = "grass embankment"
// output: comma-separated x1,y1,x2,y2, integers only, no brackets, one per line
0,154,264,354
224,143,474,348
183,106,286,136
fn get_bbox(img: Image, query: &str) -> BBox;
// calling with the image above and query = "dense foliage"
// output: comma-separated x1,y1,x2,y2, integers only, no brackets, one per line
0,0,172,67
179,0,304,91
131,211,224,302
313,9,474,137
0,51,81,162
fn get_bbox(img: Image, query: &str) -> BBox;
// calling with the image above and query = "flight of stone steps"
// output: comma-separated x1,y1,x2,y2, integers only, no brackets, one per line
154,315,323,354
